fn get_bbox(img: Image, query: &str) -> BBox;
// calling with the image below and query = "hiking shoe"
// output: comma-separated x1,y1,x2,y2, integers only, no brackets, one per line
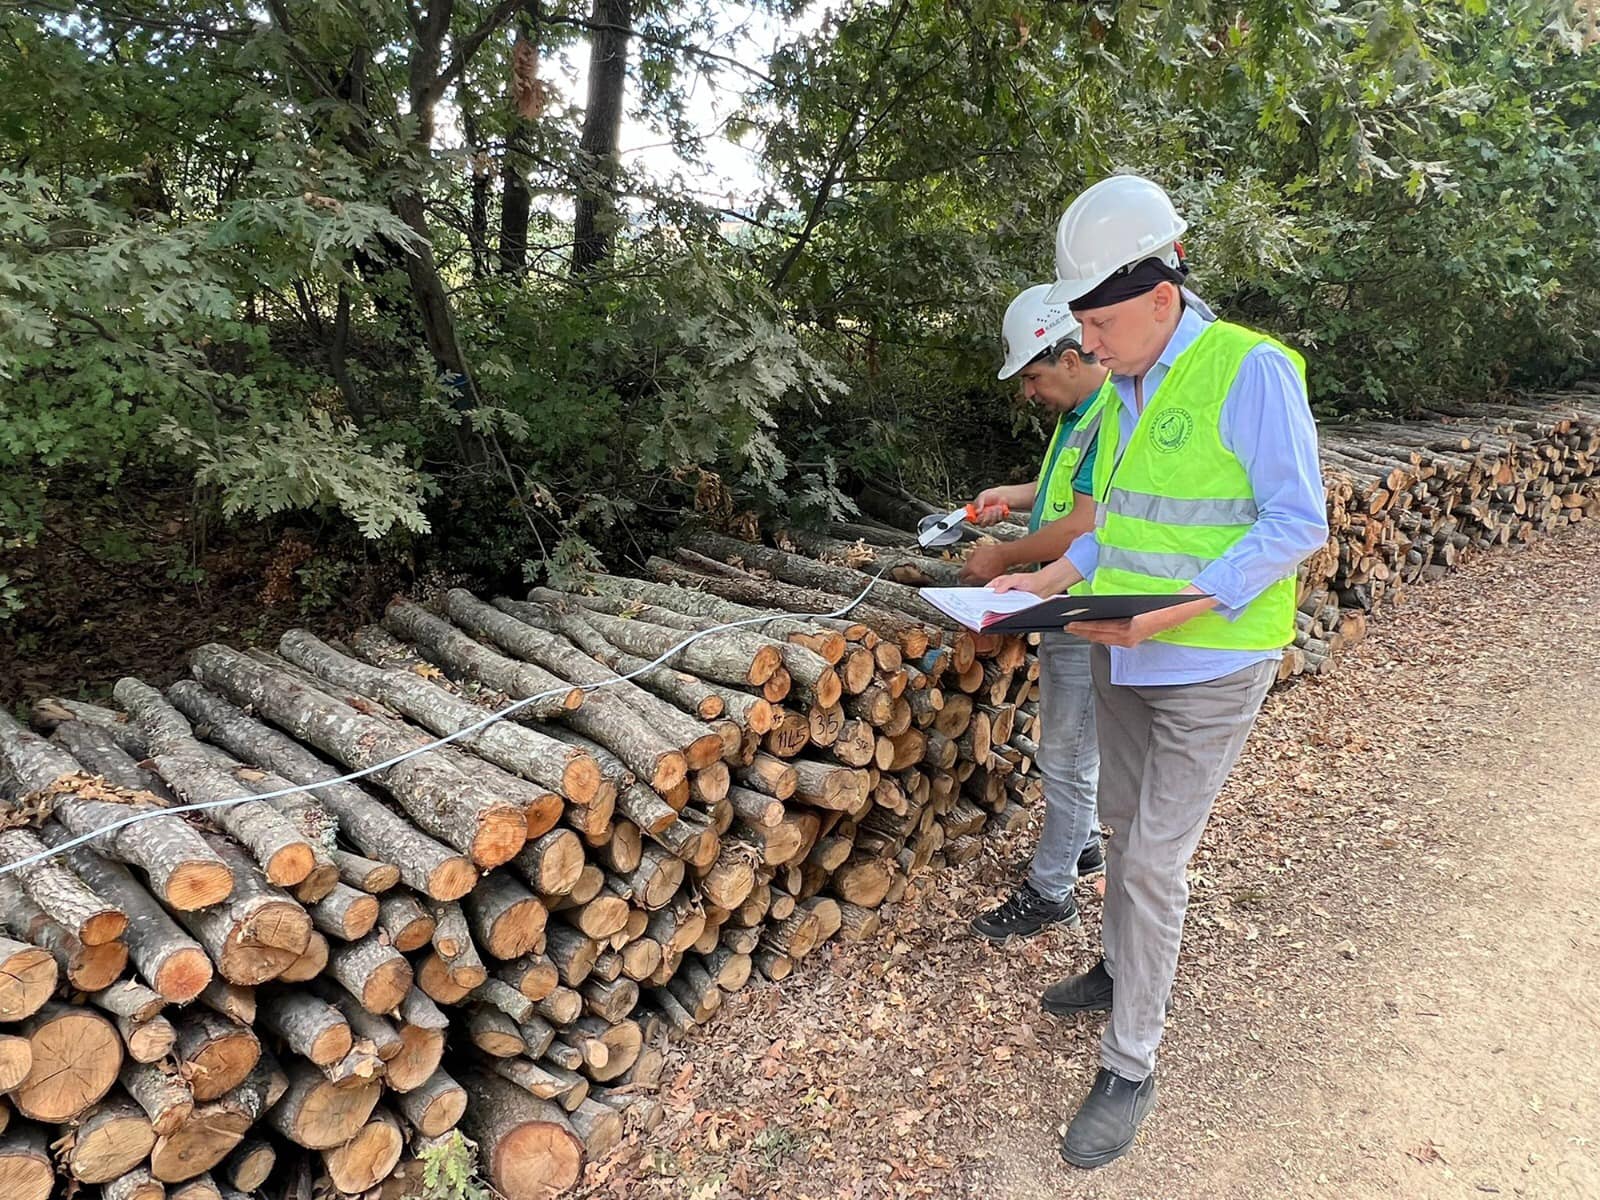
1041,958,1174,1017
1060,1068,1157,1168
971,883,1079,940
1042,958,1115,1014
1077,839,1106,878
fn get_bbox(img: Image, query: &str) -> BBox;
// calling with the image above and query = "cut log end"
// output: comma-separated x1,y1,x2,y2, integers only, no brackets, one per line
164,863,236,912
153,947,215,1004
323,1110,404,1195
16,1007,122,1122
425,857,480,903
0,943,57,1021
470,809,531,870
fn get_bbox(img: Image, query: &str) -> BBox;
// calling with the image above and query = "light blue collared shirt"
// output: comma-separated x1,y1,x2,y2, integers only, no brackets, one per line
1064,301,1328,686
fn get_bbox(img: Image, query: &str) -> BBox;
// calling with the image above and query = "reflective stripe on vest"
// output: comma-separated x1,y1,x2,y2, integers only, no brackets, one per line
1087,319,1305,652
1028,390,1109,534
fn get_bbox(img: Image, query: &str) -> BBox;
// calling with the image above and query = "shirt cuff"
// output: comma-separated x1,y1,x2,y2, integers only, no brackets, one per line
1191,559,1251,619
1064,533,1098,582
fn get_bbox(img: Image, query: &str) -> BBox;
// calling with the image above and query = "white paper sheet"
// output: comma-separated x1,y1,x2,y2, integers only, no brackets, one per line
918,586,1043,632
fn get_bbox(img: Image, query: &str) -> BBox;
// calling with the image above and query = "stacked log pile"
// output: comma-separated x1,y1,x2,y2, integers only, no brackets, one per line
0,390,1595,1200
0,562,1037,1200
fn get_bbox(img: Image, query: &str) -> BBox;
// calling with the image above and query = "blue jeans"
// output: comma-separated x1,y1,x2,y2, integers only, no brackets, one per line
1028,633,1102,903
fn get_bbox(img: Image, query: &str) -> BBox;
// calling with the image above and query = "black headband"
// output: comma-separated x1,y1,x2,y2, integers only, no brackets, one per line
1069,254,1188,314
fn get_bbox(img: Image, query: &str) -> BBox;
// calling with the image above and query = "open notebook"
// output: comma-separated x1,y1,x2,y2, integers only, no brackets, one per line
919,587,1208,634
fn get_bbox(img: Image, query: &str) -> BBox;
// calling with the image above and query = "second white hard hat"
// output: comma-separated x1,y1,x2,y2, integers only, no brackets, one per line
998,284,1083,380
1045,174,1188,305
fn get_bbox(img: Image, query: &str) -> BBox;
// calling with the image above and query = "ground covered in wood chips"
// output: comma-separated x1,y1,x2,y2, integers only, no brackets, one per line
584,523,1600,1200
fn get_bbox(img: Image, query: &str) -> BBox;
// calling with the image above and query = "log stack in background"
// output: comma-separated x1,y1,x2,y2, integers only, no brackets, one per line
0,390,1595,1200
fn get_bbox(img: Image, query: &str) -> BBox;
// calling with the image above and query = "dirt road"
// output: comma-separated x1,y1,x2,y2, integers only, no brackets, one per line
605,523,1600,1200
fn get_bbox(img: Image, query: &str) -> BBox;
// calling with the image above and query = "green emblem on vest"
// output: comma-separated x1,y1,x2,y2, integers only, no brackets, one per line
1150,408,1194,454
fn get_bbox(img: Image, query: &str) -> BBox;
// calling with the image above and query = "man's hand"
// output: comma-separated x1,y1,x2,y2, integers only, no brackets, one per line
989,555,1080,598
972,484,1030,525
1067,589,1217,647
959,542,1014,585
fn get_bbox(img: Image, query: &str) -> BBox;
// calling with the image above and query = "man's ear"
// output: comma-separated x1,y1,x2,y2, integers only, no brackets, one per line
1151,280,1181,319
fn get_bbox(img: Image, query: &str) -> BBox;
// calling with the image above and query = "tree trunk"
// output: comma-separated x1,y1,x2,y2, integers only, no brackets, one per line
499,121,533,274
570,0,633,276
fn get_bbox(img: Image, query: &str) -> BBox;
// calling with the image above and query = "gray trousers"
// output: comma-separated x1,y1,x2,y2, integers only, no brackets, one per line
1092,645,1276,1080
1027,633,1102,904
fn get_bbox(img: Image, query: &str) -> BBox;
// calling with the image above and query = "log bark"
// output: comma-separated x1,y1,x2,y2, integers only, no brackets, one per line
120,1060,195,1136
647,555,931,656
0,828,126,945
257,993,352,1067
187,644,526,870
280,629,598,798
395,1068,467,1138
309,881,380,942
41,827,213,1001
0,711,233,910
164,682,475,901
173,836,310,985
326,935,414,1014
0,879,126,991
459,594,725,772
377,893,436,952
102,1166,163,1200
330,848,399,893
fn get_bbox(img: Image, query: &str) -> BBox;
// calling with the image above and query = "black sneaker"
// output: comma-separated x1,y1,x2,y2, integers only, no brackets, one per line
1060,1068,1157,1168
1077,840,1106,878
1041,958,1174,1017
971,883,1079,940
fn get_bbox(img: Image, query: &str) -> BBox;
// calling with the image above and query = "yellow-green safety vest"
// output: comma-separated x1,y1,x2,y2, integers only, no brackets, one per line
1029,390,1109,533
1086,319,1302,651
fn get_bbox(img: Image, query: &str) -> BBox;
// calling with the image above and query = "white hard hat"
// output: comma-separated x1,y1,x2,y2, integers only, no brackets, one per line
1045,174,1188,305
997,284,1083,380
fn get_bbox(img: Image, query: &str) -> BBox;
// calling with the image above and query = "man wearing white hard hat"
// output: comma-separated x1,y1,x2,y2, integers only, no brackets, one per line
962,285,1112,940
991,174,1328,1167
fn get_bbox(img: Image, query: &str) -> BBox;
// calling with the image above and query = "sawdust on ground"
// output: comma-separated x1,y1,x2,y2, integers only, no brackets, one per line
585,521,1600,1200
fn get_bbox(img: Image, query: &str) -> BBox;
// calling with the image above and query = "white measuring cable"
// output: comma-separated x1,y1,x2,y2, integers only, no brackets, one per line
0,565,903,877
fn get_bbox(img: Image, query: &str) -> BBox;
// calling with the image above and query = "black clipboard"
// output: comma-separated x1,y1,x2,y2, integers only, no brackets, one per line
979,592,1212,634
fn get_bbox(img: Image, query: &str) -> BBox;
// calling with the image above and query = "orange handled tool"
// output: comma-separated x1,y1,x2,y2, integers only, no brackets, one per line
917,501,1010,548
